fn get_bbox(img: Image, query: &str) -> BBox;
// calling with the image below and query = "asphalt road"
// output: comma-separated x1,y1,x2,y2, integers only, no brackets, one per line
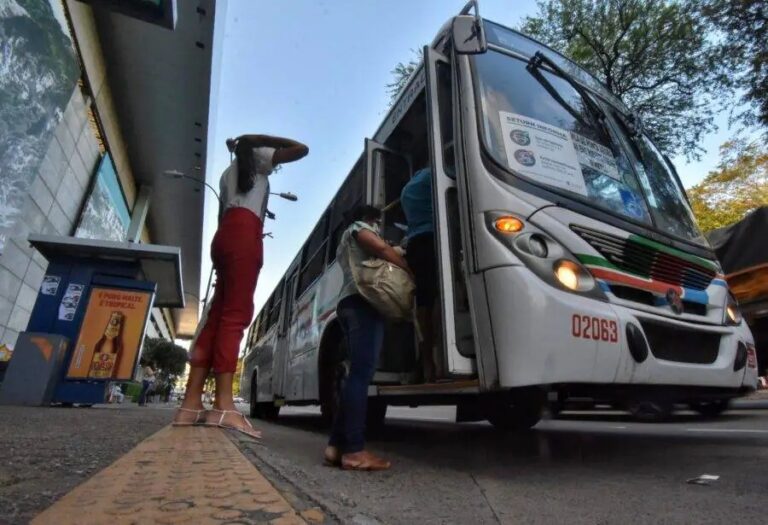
235,403,768,525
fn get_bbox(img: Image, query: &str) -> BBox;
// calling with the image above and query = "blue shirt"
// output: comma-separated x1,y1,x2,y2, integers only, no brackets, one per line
401,168,434,239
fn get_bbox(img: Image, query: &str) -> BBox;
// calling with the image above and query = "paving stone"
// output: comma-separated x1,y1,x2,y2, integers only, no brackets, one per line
32,426,313,525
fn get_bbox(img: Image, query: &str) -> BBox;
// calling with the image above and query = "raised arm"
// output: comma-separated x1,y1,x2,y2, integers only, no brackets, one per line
236,134,309,165
354,229,412,274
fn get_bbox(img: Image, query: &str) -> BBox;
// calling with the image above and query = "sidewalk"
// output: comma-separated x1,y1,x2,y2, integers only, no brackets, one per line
0,405,326,525
32,425,311,525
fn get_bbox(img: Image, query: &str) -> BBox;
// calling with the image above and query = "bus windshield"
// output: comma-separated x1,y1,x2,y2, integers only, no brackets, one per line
474,48,707,247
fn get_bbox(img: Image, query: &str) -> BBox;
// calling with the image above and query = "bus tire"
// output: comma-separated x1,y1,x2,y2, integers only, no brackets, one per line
319,325,347,426
628,400,673,422
689,399,729,418
486,396,543,431
249,374,259,418
254,403,280,421
320,360,348,426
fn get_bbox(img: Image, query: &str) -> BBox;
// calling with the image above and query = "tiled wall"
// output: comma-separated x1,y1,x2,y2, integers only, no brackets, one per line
0,87,101,351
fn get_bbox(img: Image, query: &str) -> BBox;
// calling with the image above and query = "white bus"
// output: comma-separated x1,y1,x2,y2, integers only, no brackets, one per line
240,2,759,428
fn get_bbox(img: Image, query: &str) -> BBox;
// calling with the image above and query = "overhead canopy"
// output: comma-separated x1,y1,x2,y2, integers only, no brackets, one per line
707,207,768,309
86,0,222,336
28,234,184,308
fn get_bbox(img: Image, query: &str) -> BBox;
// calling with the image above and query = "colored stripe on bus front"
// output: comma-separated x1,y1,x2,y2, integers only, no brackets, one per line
587,266,683,296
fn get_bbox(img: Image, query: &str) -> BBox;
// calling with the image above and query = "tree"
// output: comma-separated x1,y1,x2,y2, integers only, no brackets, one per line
386,48,423,105
699,0,768,132
141,337,188,386
233,357,244,397
688,140,768,231
520,0,725,159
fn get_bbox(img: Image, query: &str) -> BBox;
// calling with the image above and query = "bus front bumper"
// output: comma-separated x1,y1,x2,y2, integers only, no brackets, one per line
483,266,759,393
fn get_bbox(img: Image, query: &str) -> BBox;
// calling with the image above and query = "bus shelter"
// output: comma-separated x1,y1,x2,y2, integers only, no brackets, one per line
0,234,183,406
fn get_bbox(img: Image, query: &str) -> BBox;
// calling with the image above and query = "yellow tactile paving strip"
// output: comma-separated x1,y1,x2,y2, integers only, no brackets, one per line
32,426,308,525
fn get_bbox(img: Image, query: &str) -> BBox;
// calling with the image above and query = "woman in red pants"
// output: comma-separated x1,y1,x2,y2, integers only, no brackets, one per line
173,134,308,437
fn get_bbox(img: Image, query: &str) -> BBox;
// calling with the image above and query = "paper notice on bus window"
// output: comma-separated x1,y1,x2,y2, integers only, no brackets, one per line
500,112,587,196
570,132,621,180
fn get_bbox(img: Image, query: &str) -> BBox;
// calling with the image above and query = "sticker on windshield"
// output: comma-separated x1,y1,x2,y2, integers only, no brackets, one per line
570,132,621,181
619,189,647,220
500,112,588,196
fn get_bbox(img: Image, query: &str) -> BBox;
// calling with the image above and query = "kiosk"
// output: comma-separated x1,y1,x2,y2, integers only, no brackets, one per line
0,234,184,406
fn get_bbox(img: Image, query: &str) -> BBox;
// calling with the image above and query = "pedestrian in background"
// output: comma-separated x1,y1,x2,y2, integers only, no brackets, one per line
173,134,308,439
138,361,155,406
324,205,410,471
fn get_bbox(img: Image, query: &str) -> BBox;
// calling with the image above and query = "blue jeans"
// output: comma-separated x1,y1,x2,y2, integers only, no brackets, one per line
138,380,152,405
329,295,385,454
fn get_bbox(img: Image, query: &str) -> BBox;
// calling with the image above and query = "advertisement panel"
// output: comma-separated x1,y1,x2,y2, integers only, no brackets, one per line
74,153,131,241
66,287,153,380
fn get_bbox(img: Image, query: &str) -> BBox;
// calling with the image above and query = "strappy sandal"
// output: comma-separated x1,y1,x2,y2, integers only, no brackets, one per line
172,408,205,427
209,409,262,440
341,450,391,471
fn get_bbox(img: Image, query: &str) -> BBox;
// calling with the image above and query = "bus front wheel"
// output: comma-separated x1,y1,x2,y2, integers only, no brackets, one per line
689,399,730,418
485,397,543,431
627,400,673,422
249,374,280,420
253,403,280,421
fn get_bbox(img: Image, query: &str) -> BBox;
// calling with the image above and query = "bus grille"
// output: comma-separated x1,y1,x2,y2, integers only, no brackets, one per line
572,225,716,291
640,320,720,364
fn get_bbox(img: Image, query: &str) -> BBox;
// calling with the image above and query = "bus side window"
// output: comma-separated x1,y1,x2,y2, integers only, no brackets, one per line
436,61,456,177
376,150,410,244
327,158,366,263
268,279,284,329
297,213,330,297
256,300,270,341
250,313,262,347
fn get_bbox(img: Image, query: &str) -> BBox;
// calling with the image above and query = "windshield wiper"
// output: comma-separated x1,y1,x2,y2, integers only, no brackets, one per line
526,52,611,142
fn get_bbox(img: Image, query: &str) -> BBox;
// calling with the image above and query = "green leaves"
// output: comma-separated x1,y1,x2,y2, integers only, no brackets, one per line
141,337,188,383
688,140,768,231
386,48,423,106
699,0,768,131
520,0,724,160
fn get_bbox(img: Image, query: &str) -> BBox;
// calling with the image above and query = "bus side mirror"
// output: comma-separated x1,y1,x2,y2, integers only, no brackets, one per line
452,15,487,55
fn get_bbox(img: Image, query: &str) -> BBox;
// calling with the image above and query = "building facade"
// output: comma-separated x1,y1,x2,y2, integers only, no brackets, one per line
0,0,220,357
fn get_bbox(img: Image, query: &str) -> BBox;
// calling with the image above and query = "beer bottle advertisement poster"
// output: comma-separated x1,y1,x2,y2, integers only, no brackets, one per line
66,287,153,380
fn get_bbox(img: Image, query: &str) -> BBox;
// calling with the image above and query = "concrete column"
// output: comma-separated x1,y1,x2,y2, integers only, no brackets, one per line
127,185,151,243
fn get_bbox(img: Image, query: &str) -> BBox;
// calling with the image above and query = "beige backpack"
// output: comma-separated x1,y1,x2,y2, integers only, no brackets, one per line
348,252,415,320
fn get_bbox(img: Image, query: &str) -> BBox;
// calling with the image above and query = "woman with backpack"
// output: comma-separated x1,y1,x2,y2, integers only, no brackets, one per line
324,205,411,471
172,134,308,438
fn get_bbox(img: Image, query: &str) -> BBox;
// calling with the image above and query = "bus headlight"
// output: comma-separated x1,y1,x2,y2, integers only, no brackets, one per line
726,293,742,325
484,211,605,301
554,260,595,292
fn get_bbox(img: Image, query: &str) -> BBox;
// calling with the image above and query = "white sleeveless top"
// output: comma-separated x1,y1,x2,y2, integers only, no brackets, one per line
219,146,276,220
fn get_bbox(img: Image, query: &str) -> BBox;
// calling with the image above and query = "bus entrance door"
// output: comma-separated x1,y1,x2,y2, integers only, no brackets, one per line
424,46,475,377
273,270,297,400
